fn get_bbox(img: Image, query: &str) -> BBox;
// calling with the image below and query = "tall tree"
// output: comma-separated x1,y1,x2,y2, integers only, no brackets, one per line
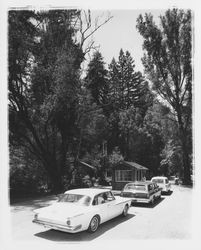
9,10,83,192
85,51,109,112
107,49,153,157
136,9,192,184
9,10,112,192
108,49,150,111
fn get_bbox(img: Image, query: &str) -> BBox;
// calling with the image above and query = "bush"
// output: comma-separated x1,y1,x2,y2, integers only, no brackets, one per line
10,163,48,197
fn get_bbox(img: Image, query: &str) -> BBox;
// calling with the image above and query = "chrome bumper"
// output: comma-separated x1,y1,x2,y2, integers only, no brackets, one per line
162,188,170,193
32,219,82,233
132,198,150,203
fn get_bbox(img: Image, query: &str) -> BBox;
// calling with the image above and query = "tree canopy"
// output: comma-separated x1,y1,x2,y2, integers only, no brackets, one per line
9,9,193,196
136,8,192,184
9,10,106,192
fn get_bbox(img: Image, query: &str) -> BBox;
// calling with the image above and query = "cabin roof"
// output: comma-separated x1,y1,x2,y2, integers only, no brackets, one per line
79,161,96,170
122,161,148,171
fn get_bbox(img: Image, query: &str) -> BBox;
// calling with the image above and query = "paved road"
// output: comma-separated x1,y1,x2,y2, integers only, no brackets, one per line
10,185,192,242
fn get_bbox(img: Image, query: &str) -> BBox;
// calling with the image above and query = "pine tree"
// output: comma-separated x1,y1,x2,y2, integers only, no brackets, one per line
107,49,153,157
108,49,150,112
85,51,109,109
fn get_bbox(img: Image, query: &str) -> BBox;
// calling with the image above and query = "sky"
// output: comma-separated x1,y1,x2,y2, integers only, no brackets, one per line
83,9,165,73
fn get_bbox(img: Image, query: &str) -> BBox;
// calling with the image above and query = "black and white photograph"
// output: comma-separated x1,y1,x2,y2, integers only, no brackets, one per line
1,0,201,249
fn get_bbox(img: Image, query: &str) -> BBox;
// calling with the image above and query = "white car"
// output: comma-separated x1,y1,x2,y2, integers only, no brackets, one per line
33,188,132,233
151,176,171,193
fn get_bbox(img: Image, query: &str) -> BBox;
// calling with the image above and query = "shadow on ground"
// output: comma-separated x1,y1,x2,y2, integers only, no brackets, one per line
131,197,165,208
162,190,173,196
34,213,135,242
10,195,59,212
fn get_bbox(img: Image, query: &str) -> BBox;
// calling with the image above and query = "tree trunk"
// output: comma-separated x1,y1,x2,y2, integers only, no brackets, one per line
181,136,191,185
44,157,64,193
47,167,64,193
49,172,63,193
176,110,191,185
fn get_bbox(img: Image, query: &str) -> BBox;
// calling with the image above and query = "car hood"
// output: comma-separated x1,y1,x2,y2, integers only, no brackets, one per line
34,202,89,220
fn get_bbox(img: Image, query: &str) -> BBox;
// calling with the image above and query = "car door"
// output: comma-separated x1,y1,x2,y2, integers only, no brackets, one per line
104,191,120,219
148,184,154,198
92,193,110,223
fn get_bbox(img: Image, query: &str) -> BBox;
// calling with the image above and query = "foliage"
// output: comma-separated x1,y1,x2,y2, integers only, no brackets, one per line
80,144,110,185
8,10,110,193
9,146,48,196
9,10,114,194
81,145,102,169
160,141,183,177
136,9,192,184
9,10,84,192
85,51,109,108
108,147,124,167
108,49,151,111
9,9,192,196
107,49,154,160
75,87,109,160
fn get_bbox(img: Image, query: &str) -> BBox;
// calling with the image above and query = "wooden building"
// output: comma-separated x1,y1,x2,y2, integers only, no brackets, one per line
112,160,149,190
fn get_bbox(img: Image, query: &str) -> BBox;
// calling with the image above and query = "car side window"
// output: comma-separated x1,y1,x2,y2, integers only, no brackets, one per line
105,191,115,202
92,194,105,205
150,184,155,191
92,192,115,205
165,179,169,184
92,195,98,205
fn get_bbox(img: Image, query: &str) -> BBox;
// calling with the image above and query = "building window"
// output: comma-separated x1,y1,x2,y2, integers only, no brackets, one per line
115,170,132,182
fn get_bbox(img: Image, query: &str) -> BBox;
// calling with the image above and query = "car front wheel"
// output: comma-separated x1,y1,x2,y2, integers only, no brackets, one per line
122,204,129,217
88,215,100,233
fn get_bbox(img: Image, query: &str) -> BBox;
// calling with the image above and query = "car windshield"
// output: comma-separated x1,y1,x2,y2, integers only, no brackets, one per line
124,184,146,191
152,179,164,184
58,194,91,206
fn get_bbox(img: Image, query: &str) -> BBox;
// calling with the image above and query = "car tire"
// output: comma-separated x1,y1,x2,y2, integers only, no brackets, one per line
150,197,154,205
88,215,100,233
122,204,129,217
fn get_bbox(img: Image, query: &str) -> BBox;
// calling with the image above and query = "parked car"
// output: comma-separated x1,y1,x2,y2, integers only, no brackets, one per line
120,181,162,205
169,176,179,185
151,176,171,193
174,177,179,185
33,188,132,233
